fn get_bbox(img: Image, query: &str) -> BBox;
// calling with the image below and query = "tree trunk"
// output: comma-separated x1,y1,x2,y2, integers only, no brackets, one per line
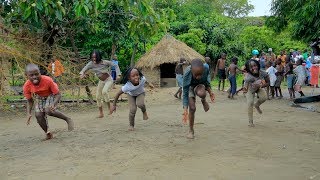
110,43,117,60
67,29,80,62
130,43,138,68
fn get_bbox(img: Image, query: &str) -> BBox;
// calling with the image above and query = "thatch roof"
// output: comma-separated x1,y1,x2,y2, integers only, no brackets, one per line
136,34,204,69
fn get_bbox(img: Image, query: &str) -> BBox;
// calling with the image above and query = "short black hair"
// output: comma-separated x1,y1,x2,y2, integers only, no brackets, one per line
90,49,102,63
121,67,144,84
231,57,238,64
191,58,204,68
245,59,260,77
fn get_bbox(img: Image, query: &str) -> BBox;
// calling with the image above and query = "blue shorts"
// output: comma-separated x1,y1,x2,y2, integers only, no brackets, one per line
176,74,183,87
111,71,117,81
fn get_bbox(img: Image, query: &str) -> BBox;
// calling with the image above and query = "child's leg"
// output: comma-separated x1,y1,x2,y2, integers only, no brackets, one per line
266,86,270,99
178,88,182,99
136,93,148,120
44,96,74,131
255,88,267,114
246,91,255,127
230,76,237,98
102,78,113,114
275,87,279,97
270,86,275,98
194,84,209,112
174,87,182,98
188,97,196,139
35,112,48,133
278,87,283,98
96,80,105,118
218,79,221,91
127,94,137,130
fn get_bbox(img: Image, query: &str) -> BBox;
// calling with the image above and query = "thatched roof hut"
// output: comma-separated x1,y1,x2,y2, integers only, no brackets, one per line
136,35,204,87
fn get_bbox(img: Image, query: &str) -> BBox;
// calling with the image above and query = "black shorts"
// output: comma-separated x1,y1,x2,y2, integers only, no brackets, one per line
218,69,226,80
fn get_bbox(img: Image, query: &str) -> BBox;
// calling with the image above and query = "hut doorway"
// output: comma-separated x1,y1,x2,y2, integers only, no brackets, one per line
160,63,176,87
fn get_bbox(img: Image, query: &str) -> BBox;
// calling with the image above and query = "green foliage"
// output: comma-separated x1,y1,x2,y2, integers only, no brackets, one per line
177,28,206,55
269,0,320,42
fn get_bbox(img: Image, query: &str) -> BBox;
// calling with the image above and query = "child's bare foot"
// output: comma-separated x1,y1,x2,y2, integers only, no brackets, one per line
187,130,194,139
46,132,53,140
248,123,255,127
201,99,210,112
143,112,149,120
174,94,179,99
228,95,231,98
254,105,262,114
67,118,74,131
128,126,135,131
97,114,104,118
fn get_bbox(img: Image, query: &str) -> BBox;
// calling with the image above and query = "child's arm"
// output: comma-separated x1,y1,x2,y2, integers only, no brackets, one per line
110,90,124,114
206,87,215,103
26,98,34,125
50,93,62,111
79,61,92,78
215,59,220,76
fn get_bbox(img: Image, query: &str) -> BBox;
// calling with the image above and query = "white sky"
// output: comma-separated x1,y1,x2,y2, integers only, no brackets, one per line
248,0,272,17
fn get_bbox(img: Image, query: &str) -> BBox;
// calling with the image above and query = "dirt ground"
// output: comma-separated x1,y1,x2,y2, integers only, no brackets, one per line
1,86,320,180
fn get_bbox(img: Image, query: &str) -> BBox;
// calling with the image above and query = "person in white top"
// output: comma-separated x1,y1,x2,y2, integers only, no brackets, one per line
265,61,277,99
110,68,154,131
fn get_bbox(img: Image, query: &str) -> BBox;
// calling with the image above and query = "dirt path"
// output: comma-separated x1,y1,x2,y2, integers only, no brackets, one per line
1,87,320,179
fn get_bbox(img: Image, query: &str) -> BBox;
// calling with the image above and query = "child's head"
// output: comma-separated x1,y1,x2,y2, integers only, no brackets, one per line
180,57,186,63
245,59,260,77
90,50,102,64
276,58,281,65
231,57,238,65
221,53,226,59
191,59,205,80
122,68,144,85
205,57,211,64
265,61,272,68
285,54,291,64
296,58,303,65
25,63,41,85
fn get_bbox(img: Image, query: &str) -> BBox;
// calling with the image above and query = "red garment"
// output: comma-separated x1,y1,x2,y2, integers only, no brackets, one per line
23,75,59,100
310,65,320,85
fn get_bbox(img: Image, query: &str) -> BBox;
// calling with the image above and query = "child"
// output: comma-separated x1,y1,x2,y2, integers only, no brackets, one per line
80,50,121,118
310,61,320,93
227,57,240,99
275,58,284,98
182,59,215,139
265,61,277,99
174,58,186,99
243,59,270,127
111,55,120,89
110,68,153,131
215,53,227,91
23,64,74,140
293,59,307,97
284,58,295,99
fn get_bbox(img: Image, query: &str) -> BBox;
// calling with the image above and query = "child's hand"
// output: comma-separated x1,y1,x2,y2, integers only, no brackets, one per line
110,105,116,114
182,109,188,124
50,105,56,112
209,92,215,103
26,114,32,125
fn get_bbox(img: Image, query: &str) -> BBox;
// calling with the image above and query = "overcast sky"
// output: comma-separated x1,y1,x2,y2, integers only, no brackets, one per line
248,0,272,17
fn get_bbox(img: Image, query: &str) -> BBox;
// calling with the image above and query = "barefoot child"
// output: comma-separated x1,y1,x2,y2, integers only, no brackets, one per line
227,57,240,99
215,53,227,91
284,58,295,99
80,50,121,118
265,61,277,99
243,59,270,127
275,58,284,98
110,68,153,131
182,59,215,139
293,59,307,97
23,64,74,140
174,58,186,99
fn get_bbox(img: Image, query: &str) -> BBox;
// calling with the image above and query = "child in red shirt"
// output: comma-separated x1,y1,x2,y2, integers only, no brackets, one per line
23,64,74,140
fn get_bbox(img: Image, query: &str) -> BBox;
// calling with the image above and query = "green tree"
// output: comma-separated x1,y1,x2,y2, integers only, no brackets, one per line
268,0,320,42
